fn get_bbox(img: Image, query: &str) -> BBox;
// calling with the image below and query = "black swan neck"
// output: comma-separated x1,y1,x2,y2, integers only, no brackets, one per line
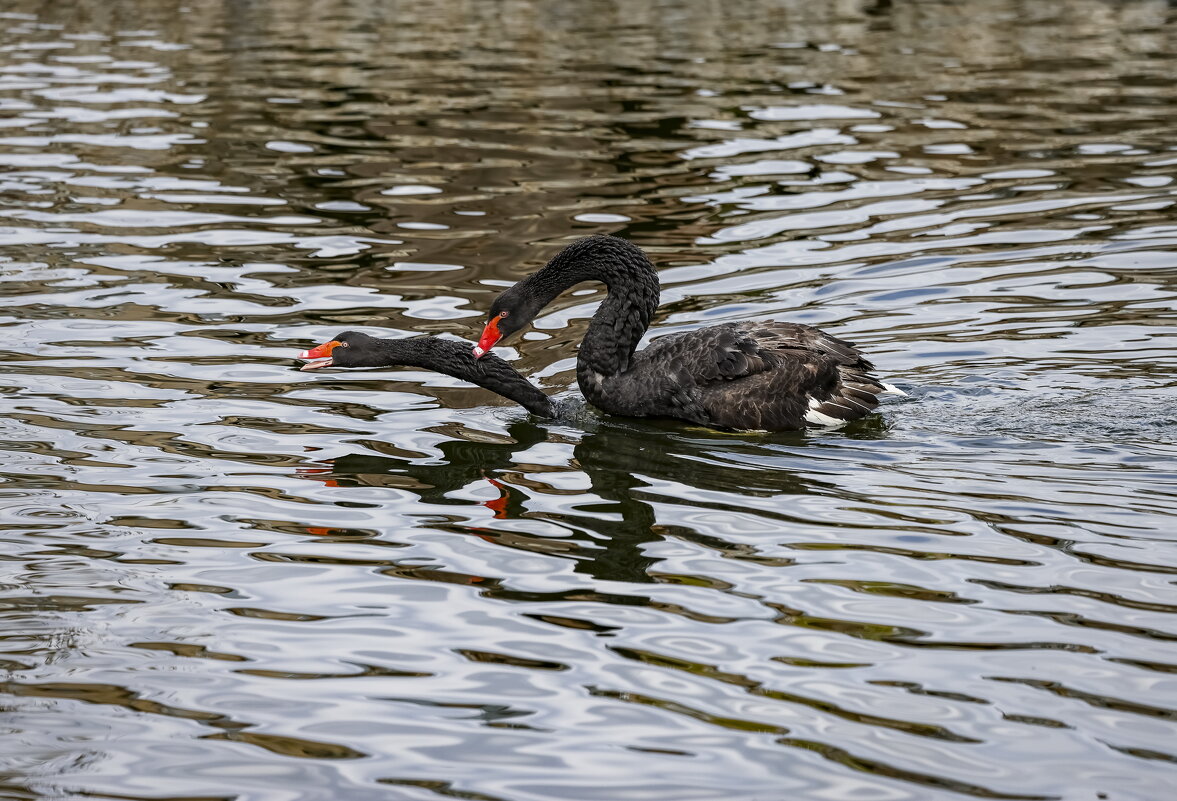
522,235,660,378
373,338,554,417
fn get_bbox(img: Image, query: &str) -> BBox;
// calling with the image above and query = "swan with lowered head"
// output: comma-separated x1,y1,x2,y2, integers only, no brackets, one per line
299,331,555,418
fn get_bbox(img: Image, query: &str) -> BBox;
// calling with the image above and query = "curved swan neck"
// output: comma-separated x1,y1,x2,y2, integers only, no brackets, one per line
371,338,555,417
523,235,661,377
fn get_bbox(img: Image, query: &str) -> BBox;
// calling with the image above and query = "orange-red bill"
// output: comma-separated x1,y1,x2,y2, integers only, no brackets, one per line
472,317,502,359
298,340,340,370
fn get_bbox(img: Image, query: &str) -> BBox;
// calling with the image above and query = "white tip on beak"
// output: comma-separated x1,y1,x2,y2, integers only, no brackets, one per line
472,345,486,359
298,350,312,359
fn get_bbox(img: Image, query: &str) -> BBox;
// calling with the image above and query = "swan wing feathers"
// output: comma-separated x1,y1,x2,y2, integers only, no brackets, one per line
641,321,890,430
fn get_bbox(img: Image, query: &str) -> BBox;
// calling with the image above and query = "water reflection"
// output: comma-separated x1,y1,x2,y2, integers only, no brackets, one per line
314,420,841,588
2,0,1177,799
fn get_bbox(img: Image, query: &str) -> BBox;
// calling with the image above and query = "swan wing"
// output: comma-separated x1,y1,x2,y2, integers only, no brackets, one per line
639,321,893,430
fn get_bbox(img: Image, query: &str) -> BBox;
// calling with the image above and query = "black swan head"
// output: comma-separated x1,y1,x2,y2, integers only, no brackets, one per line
472,281,548,358
297,330,555,417
299,330,397,369
473,235,659,359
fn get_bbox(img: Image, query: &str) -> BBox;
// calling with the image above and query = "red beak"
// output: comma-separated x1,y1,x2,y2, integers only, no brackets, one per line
298,340,340,370
472,316,503,359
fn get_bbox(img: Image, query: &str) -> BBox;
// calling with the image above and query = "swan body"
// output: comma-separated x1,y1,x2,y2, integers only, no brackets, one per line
473,236,903,432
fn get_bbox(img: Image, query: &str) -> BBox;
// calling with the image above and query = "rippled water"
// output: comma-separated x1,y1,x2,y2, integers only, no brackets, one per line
2,1,1177,799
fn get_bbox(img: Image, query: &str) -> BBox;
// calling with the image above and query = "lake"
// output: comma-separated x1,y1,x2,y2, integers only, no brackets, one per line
2,1,1176,800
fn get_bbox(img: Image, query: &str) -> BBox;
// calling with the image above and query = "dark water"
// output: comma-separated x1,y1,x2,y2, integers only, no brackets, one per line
2,1,1177,799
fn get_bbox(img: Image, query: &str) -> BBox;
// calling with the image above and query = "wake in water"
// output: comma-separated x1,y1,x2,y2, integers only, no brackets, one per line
893,377,1177,447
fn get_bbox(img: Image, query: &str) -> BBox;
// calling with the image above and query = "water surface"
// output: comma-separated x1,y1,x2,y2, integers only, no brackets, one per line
2,2,1176,800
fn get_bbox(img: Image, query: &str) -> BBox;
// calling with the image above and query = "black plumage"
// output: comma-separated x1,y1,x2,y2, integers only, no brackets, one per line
476,235,902,432
299,331,555,418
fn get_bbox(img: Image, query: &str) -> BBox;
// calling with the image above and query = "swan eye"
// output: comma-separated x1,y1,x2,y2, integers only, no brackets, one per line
340,341,350,348
499,311,509,319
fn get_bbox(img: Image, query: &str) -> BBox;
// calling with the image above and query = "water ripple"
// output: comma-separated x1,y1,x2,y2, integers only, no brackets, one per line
2,1,1176,800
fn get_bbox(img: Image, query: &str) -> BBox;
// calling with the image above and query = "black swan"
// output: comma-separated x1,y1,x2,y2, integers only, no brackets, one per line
298,331,555,418
472,235,903,432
